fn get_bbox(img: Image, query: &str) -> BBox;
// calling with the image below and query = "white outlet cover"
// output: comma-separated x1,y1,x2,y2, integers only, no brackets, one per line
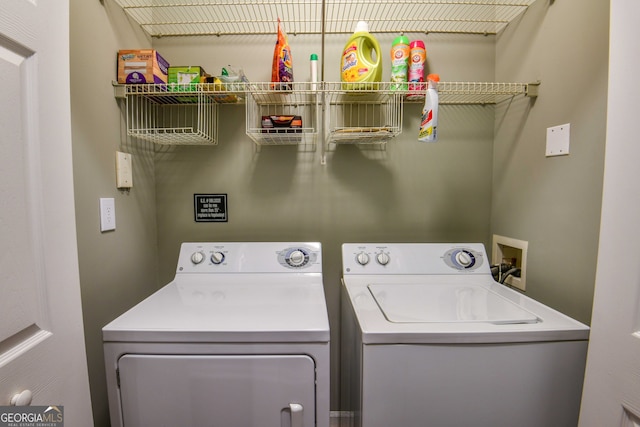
116,151,133,189
100,197,116,232
546,123,570,157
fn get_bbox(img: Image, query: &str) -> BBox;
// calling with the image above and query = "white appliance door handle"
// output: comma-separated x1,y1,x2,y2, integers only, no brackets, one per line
10,390,33,406
289,403,303,427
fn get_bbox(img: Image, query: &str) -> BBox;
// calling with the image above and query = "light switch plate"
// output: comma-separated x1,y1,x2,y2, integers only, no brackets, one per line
100,198,116,232
546,123,570,157
116,151,133,189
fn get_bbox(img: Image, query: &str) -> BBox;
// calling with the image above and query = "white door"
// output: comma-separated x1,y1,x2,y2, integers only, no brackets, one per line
0,0,93,424
579,0,640,425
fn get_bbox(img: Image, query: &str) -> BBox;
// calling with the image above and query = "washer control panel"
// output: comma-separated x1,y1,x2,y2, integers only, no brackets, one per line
343,243,489,275
177,242,322,274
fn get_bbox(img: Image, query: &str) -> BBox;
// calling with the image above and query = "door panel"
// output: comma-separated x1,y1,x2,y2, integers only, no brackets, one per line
579,0,640,425
0,0,92,422
118,354,316,427
0,30,51,367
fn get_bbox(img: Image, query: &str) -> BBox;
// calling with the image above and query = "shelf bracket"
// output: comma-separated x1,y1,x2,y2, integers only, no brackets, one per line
112,82,126,99
525,81,541,98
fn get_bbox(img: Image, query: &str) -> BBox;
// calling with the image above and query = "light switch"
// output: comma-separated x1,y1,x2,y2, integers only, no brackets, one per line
116,151,133,189
100,198,116,232
546,123,570,157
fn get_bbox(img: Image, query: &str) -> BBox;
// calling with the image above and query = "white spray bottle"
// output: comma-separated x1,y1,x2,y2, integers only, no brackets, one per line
418,74,440,142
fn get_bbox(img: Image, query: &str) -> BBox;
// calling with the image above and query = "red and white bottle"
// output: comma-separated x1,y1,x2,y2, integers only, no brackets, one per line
406,40,426,100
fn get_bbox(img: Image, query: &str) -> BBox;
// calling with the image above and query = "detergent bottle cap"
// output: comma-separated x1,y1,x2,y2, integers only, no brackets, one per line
393,35,410,46
355,21,369,33
427,73,440,82
310,53,318,61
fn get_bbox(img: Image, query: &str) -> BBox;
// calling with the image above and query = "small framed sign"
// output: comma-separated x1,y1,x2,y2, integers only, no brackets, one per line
194,194,228,222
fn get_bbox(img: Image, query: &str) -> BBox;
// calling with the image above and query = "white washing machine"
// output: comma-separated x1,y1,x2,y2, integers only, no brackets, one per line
341,243,589,427
103,242,330,427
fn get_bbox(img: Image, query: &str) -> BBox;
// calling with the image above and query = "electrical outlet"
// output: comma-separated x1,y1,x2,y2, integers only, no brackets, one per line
492,235,528,291
100,198,116,232
116,151,133,189
546,123,570,157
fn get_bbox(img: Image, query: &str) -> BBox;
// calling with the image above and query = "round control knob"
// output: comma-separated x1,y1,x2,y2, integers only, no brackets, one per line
376,252,390,266
356,252,370,266
210,251,225,265
191,251,205,265
287,250,306,267
455,250,473,267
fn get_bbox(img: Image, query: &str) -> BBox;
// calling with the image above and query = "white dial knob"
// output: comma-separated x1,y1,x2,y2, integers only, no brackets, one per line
210,251,225,264
356,252,370,266
288,250,306,266
376,252,390,266
455,251,473,267
191,251,205,265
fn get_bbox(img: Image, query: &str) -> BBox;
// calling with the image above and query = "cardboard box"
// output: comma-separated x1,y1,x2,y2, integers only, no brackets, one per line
117,49,169,84
167,67,209,101
168,66,208,86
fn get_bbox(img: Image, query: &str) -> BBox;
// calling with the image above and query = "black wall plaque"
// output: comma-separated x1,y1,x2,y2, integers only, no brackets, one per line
194,194,228,222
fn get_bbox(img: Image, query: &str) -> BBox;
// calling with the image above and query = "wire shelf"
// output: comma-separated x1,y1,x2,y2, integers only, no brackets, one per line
324,82,403,145
245,82,319,147
123,84,226,145
111,0,537,37
406,81,538,105
115,81,536,146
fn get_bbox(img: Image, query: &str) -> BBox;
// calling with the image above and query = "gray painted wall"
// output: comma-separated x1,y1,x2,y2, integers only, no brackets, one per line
493,0,608,323
69,1,608,425
153,33,495,410
70,1,160,425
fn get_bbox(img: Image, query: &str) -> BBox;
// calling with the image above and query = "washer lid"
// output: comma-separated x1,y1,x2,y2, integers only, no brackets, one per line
368,283,539,324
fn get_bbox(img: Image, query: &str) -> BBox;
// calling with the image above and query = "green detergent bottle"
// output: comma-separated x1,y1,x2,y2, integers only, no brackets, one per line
340,21,382,90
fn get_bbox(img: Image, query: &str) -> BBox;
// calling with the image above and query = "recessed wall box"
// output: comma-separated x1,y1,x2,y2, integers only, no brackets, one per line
492,235,528,291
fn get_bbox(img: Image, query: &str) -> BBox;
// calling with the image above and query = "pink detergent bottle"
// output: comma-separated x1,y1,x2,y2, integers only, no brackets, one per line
407,40,426,100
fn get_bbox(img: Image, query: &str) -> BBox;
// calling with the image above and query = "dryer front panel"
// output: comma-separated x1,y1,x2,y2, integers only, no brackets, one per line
118,354,315,427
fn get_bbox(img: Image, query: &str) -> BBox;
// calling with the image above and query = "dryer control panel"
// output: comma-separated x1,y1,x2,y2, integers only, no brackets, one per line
442,247,484,271
342,243,489,275
177,242,322,274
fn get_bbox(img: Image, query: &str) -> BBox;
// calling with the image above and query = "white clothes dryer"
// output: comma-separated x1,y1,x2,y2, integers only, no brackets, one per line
341,243,589,427
104,242,330,427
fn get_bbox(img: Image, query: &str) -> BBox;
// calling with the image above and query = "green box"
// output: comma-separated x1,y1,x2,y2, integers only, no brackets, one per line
167,66,207,92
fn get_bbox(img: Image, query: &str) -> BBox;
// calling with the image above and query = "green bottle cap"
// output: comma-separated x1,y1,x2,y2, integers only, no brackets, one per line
310,54,318,61
392,35,409,46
